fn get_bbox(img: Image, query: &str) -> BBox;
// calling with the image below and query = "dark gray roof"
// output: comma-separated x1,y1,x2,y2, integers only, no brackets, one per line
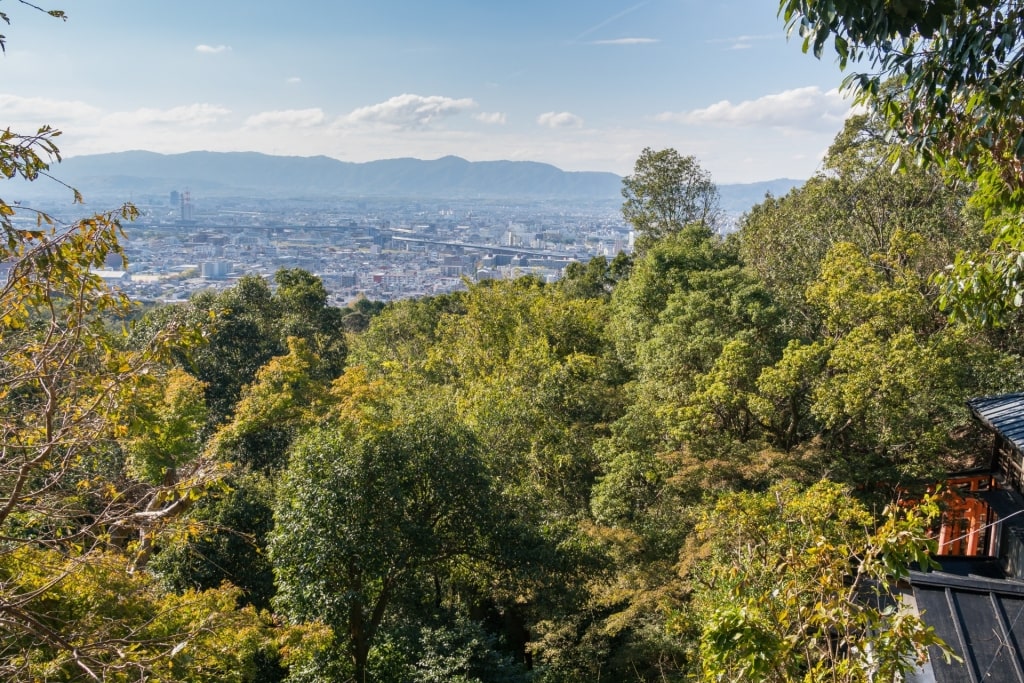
911,570,1024,682
968,393,1024,454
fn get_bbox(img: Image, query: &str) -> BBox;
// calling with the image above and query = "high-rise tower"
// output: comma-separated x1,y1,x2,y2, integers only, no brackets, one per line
180,189,193,223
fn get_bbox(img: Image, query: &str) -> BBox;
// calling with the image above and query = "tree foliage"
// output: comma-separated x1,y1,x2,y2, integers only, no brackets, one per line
778,0,1024,325
0,106,242,683
270,412,501,682
146,270,348,427
779,0,1024,184
694,481,950,683
0,8,316,678
739,114,982,336
3,547,320,682
621,148,721,253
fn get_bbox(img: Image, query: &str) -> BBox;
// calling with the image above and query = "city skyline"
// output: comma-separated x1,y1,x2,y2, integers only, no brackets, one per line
1,0,854,183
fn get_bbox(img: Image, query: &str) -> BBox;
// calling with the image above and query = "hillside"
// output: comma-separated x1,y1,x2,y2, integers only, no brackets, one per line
18,150,802,208
48,151,622,200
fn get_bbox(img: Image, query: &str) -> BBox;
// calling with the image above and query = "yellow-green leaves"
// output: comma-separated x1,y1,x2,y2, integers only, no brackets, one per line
695,481,948,683
123,367,208,484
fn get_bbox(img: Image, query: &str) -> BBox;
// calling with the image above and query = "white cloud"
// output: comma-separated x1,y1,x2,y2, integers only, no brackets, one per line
245,108,326,129
343,94,477,129
704,33,774,50
591,37,658,45
537,111,584,129
195,44,231,54
707,34,776,50
655,87,854,132
104,103,231,127
0,94,102,123
287,76,302,84
474,112,507,125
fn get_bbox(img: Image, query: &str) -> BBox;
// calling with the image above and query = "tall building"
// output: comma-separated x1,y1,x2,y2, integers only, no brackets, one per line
180,190,193,223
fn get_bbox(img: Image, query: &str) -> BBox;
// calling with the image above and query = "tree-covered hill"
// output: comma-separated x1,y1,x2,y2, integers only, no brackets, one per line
9,113,1016,681
7,1,1024,680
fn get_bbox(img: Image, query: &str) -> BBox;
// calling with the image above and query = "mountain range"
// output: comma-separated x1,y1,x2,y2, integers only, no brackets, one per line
19,150,803,212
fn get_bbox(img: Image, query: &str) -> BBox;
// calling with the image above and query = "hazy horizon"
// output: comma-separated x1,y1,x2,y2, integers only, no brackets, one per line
62,148,808,184
2,1,850,183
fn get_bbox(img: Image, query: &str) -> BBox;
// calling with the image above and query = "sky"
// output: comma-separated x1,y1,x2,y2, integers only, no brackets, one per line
0,0,857,183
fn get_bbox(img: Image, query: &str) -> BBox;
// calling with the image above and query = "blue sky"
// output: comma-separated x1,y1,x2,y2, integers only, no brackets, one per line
0,0,854,182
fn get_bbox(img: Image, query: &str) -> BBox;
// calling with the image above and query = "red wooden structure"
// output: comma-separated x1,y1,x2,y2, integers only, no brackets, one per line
934,473,998,556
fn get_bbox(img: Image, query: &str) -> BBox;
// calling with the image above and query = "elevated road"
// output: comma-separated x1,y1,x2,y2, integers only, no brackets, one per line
387,233,579,259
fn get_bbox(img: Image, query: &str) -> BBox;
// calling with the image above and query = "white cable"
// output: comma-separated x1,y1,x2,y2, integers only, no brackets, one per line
941,507,1024,549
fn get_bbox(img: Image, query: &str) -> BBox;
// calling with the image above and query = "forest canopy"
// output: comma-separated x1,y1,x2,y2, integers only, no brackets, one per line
3,1,1023,681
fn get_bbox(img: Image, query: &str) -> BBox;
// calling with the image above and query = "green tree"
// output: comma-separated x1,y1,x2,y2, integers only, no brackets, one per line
738,113,982,337
160,275,282,424
558,254,633,301
150,471,278,611
608,223,737,368
338,296,387,334
0,52,236,683
621,148,721,253
635,265,781,403
777,1,1024,325
779,0,1024,183
151,339,334,611
347,292,466,380
577,232,784,681
144,269,347,427
152,336,341,616
0,196,187,677
207,336,328,472
425,278,624,516
693,481,949,683
274,268,347,380
4,546,324,682
115,366,224,571
270,413,500,682
123,367,209,486
795,238,1008,481
729,114,1019,481
346,280,624,679
601,225,786,487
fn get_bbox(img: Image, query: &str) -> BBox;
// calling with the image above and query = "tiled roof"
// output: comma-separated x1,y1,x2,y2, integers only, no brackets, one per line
911,570,1024,682
906,394,1024,681
968,393,1024,455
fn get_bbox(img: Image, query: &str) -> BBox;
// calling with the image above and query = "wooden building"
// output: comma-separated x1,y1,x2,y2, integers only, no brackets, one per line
906,393,1024,682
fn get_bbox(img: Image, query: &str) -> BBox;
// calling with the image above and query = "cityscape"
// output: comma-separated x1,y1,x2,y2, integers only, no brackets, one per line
8,150,794,307
82,191,631,305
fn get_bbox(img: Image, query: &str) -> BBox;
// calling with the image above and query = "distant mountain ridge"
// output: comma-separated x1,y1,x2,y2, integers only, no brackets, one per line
26,150,803,209
48,151,620,201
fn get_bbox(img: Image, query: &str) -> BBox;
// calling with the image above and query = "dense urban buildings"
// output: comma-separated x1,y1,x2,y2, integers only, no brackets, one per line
71,193,631,304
